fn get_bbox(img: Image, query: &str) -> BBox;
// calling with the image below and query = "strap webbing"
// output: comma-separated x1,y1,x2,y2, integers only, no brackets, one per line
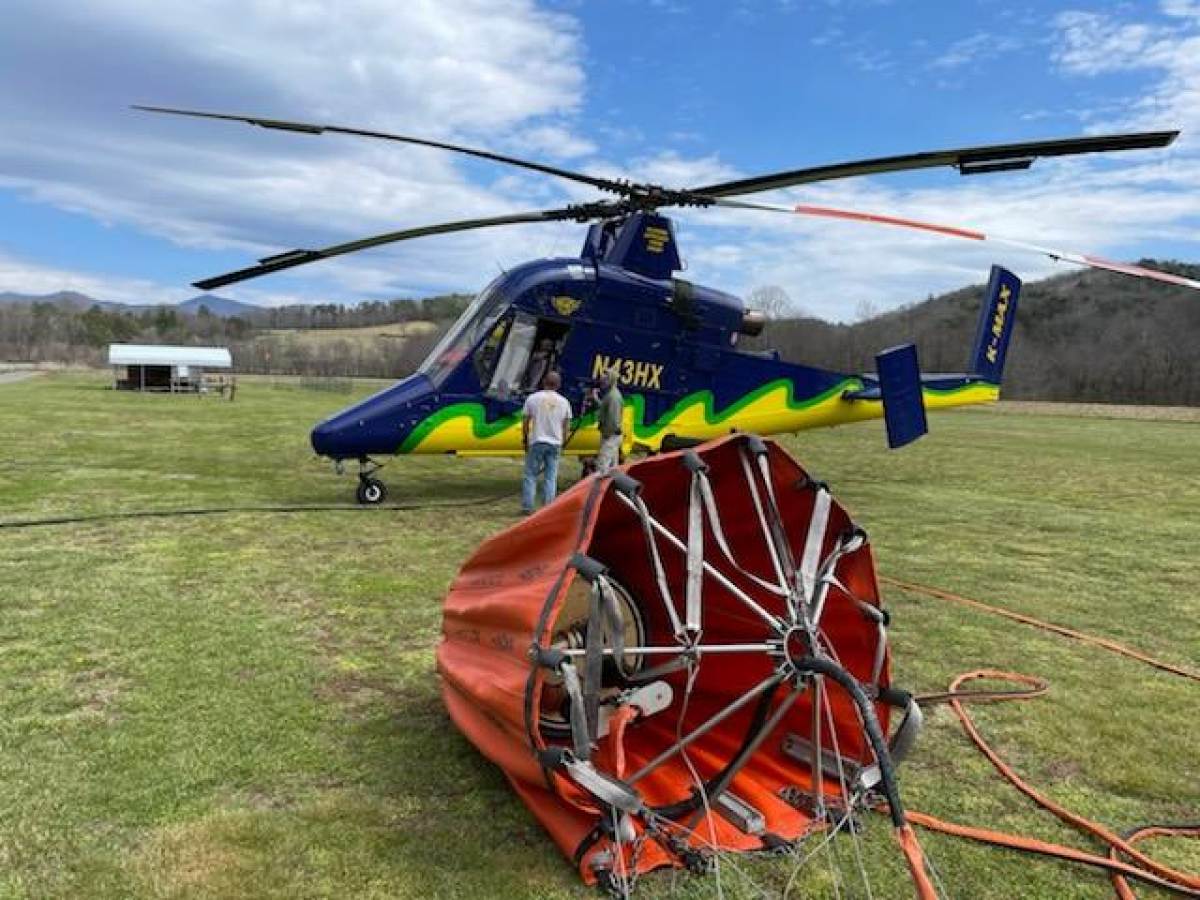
798,487,832,605
630,494,685,639
685,472,704,634
597,576,632,679
739,450,788,591
583,576,634,742
754,449,798,578
583,585,605,742
697,464,789,598
560,662,591,761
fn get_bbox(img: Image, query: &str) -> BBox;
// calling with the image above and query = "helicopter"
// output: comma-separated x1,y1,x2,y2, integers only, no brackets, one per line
137,106,1200,504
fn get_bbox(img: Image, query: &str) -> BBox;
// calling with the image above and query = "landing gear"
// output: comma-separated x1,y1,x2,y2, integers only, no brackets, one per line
356,477,387,505
353,457,387,505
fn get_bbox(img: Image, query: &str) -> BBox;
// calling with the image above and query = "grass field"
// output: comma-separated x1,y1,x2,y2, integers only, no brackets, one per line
260,322,439,348
0,373,1196,899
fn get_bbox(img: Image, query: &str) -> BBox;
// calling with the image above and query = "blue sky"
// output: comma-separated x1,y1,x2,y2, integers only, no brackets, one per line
1,0,1198,320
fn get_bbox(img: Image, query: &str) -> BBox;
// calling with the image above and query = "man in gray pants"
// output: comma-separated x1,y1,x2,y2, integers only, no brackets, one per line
595,368,623,475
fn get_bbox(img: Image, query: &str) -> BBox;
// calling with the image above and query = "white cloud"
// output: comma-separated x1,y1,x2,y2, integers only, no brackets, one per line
1164,0,1200,16
0,0,593,302
663,131,1200,321
508,125,597,161
1054,12,1159,74
0,0,1197,320
1052,4,1200,136
929,32,1022,71
84,0,585,133
0,252,195,307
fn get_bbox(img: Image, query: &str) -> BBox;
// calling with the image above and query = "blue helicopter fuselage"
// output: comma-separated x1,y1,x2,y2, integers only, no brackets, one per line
310,213,1012,466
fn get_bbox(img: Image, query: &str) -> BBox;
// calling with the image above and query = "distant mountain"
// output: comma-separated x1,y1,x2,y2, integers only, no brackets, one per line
177,294,261,317
0,290,262,317
3,259,1196,402
0,290,102,309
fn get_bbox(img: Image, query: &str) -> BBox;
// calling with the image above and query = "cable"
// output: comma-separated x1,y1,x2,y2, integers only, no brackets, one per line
0,492,513,530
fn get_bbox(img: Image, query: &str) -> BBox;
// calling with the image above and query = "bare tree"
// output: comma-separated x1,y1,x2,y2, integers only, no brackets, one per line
854,297,880,323
746,285,795,320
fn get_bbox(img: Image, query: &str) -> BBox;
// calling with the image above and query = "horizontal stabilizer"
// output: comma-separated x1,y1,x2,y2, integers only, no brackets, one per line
877,344,928,449
844,385,883,401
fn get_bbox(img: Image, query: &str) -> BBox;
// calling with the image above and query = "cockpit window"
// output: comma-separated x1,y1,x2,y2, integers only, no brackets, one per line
486,314,538,399
474,315,512,385
418,280,508,388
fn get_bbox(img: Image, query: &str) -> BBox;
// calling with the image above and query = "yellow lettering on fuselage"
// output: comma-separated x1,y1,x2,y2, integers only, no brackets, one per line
592,354,664,390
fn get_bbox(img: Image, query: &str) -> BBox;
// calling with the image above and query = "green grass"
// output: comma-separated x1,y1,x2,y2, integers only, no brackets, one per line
0,373,1196,899
260,321,439,350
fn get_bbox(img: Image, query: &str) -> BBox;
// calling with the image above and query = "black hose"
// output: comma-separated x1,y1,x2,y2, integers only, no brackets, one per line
651,656,908,831
650,680,783,819
0,492,512,530
792,655,907,829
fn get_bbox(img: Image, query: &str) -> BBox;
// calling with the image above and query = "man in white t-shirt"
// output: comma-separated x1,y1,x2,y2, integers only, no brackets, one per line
521,371,573,514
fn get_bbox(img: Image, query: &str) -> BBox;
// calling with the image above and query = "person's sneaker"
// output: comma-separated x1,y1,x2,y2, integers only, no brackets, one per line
520,508,533,516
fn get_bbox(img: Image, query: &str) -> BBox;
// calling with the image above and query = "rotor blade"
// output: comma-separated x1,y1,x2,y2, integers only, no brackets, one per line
133,105,627,196
691,131,1179,197
192,207,601,290
713,197,1200,292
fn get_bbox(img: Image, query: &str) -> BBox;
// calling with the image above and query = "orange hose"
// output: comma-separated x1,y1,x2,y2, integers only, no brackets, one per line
881,578,1199,898
598,705,638,780
895,824,941,900
881,576,1200,683
1111,826,1200,900
906,811,1200,897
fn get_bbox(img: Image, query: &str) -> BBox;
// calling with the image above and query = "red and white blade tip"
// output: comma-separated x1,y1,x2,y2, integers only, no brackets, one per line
716,198,1200,292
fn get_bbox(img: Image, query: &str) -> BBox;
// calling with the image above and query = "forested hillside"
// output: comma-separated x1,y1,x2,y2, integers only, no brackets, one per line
0,294,472,379
1,263,1196,404
754,261,1200,406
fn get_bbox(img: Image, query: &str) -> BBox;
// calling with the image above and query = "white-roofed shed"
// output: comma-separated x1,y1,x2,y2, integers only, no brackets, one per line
108,344,235,396
108,344,232,368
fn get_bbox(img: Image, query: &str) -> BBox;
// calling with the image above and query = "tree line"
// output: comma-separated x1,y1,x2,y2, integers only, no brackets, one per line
0,295,471,379
746,260,1200,407
1,263,1196,405
248,294,472,330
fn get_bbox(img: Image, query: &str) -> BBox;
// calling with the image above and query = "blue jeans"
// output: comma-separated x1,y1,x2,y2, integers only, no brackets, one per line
522,441,562,512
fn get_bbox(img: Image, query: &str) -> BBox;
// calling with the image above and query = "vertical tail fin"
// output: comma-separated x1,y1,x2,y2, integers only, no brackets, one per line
969,266,1021,383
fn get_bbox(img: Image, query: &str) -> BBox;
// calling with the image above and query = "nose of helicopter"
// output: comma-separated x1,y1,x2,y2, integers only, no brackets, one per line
309,373,436,460
310,419,343,458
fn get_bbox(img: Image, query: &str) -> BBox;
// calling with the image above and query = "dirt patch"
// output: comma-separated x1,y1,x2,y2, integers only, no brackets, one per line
1040,755,1085,782
993,401,1200,422
317,671,442,721
132,820,253,898
0,371,39,385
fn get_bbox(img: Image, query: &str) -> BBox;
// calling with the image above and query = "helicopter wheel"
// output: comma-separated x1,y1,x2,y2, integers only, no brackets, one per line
356,477,388,505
